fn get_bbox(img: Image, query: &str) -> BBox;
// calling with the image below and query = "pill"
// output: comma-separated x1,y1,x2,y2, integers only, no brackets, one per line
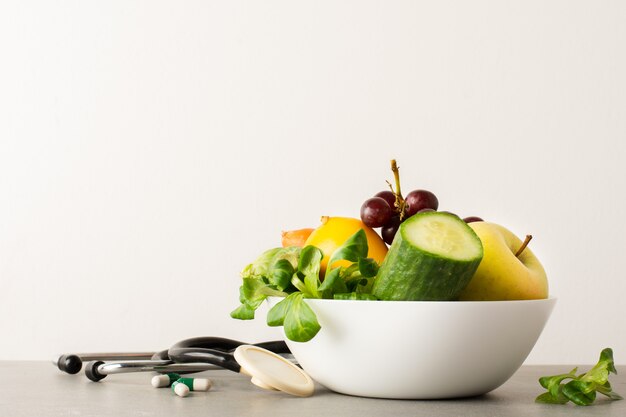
177,377,212,392
151,373,181,388
171,381,190,397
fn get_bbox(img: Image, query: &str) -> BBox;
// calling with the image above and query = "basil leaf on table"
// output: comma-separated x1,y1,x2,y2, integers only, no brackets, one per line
597,382,624,400
581,348,615,385
536,348,622,406
539,367,578,397
562,380,597,406
535,390,569,405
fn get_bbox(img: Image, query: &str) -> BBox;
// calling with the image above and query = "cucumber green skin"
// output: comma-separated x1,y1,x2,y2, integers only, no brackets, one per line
372,214,483,301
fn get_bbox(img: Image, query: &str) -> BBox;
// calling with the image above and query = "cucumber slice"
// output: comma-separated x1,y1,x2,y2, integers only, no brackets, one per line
372,211,483,301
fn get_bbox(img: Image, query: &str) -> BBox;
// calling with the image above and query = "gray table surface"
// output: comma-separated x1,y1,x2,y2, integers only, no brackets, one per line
0,362,624,416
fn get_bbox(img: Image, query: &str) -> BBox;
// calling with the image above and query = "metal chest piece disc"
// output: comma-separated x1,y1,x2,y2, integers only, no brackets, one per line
234,345,314,397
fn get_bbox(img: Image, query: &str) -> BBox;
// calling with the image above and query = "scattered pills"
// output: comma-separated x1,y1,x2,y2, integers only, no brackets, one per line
171,381,190,397
151,373,181,388
177,377,212,392
157,375,212,398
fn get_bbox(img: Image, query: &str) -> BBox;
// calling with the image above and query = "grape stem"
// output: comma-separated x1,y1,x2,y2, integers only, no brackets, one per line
388,159,407,220
515,235,533,257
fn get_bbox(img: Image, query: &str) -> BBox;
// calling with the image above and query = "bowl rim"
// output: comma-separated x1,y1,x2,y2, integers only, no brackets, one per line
267,295,557,305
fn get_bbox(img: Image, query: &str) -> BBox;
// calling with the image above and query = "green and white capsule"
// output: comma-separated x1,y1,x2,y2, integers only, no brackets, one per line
151,373,181,388
177,377,212,392
171,380,190,397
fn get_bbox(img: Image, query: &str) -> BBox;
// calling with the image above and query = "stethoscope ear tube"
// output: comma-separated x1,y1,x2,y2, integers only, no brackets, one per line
164,338,291,374
54,352,156,375
55,355,83,375
167,347,241,373
85,361,106,382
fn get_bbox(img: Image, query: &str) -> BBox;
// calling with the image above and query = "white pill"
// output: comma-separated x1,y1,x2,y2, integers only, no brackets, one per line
177,377,212,392
151,375,170,388
192,378,212,392
172,381,190,397
151,373,180,388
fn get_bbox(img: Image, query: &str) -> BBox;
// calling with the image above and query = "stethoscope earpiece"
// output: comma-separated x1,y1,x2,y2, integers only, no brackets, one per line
85,361,107,382
55,354,83,375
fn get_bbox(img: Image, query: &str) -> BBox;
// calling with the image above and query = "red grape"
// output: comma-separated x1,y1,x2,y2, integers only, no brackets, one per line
360,197,392,228
381,216,400,245
463,216,484,223
374,190,397,210
405,190,439,217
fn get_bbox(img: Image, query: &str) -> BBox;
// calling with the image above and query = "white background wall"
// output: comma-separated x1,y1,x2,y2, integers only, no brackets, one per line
1,1,625,364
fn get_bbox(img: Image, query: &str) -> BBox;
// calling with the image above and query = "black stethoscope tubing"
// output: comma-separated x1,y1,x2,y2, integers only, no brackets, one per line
56,337,292,381
161,337,291,374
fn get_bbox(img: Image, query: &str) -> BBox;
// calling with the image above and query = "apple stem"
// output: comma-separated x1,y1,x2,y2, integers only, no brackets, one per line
388,159,407,220
515,234,533,257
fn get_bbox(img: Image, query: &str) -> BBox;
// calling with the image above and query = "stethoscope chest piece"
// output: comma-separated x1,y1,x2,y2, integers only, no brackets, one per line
234,345,314,397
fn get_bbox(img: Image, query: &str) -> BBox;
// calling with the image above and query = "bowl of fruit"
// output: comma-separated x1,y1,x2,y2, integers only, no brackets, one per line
231,160,555,399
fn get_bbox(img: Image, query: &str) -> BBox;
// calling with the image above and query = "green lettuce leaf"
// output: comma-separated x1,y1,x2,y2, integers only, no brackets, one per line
327,229,368,268
535,348,622,406
283,293,321,342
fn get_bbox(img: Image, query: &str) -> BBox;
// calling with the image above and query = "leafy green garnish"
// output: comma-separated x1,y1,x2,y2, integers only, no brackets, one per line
536,348,622,406
232,229,379,342
318,267,348,298
298,245,324,299
267,292,321,342
229,275,288,320
358,257,380,278
267,293,321,341
283,293,321,342
269,259,295,292
266,293,296,327
240,247,283,278
327,229,369,268
230,248,297,320
535,391,569,404
230,302,256,320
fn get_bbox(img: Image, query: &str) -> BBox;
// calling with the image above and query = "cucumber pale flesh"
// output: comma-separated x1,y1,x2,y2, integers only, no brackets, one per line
372,211,483,301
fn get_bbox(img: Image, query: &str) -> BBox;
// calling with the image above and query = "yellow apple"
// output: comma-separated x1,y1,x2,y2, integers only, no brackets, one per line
458,222,548,300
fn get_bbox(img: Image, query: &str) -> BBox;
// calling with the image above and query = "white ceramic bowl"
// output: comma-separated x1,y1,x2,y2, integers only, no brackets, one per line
267,297,556,399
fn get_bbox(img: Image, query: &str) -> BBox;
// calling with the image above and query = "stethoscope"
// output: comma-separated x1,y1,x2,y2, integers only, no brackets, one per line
54,337,314,397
